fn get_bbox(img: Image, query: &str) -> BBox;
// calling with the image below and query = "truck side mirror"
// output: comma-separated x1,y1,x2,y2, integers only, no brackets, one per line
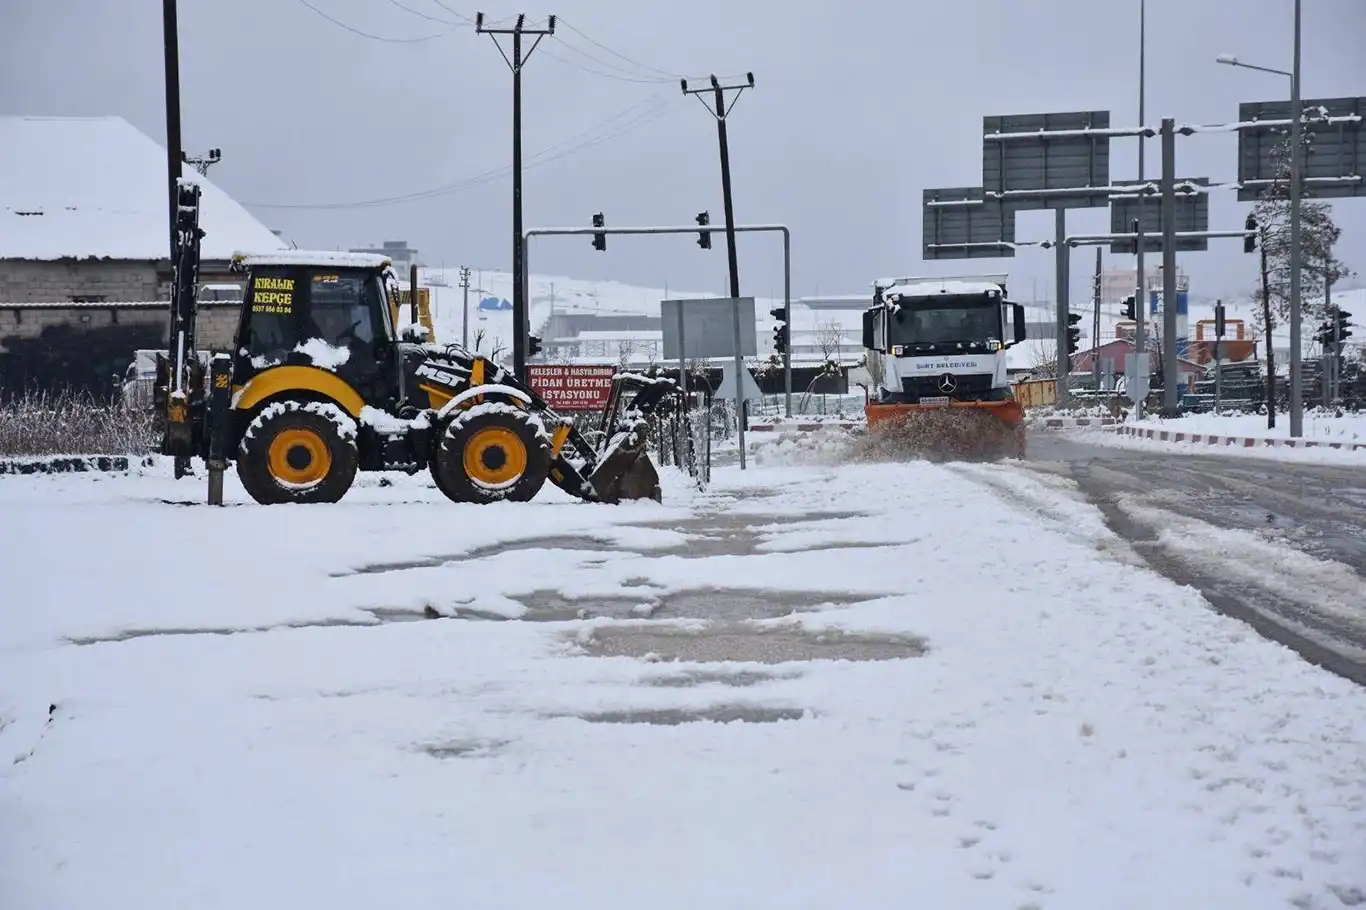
862,309,876,349
1011,303,1027,344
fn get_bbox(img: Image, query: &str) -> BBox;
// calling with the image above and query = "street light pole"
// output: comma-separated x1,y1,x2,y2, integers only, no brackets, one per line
1288,0,1304,437
1215,1,1305,436
1133,0,1148,421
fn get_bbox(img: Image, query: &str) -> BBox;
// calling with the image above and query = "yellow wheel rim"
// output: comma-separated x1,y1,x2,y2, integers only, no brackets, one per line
463,426,527,489
267,427,332,488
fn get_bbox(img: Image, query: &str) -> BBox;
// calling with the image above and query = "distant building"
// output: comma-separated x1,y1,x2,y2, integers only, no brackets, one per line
0,115,287,395
349,240,420,274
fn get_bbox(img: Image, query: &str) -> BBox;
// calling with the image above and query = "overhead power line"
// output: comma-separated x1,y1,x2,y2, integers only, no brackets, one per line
300,0,743,88
292,0,457,41
555,17,689,80
242,92,678,210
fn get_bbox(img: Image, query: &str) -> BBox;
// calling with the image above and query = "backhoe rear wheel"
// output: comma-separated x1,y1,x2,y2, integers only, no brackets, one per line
434,404,550,504
237,401,359,505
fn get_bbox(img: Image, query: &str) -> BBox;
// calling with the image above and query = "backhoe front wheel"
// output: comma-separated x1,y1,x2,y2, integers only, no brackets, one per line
237,401,359,505
433,404,550,504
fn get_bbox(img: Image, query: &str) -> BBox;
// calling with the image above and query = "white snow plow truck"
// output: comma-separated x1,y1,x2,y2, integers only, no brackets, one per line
860,274,1030,458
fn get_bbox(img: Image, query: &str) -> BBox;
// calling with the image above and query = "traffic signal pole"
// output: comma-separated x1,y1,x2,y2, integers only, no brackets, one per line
1160,117,1180,416
1055,210,1071,402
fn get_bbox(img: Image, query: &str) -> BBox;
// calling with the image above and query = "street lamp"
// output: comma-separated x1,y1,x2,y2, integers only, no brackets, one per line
1214,0,1304,438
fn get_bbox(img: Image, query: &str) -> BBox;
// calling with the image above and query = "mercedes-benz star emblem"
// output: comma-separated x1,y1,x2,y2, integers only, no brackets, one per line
937,373,957,393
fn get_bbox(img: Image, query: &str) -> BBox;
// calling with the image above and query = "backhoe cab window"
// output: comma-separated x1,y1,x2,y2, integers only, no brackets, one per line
307,273,380,348
240,267,388,368
244,267,299,362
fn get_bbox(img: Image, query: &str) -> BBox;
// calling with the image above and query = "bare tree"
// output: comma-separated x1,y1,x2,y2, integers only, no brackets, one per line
814,318,845,365
615,337,637,371
1026,337,1059,378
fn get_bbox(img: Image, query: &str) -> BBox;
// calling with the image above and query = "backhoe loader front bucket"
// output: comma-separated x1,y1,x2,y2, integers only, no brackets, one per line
545,371,680,504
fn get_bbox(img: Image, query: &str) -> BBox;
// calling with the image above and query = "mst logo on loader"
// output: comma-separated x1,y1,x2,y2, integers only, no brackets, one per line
414,362,469,388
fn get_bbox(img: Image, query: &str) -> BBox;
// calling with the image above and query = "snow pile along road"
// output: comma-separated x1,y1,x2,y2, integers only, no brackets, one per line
1,458,1364,909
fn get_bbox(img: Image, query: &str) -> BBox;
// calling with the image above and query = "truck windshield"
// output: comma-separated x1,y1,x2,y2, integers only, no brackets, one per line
890,302,1000,345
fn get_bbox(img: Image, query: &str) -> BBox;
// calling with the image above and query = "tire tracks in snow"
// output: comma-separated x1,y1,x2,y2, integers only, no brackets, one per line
953,457,1366,686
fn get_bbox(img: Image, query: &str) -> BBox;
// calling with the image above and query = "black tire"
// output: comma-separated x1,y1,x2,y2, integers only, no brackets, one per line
433,404,550,504
236,401,359,505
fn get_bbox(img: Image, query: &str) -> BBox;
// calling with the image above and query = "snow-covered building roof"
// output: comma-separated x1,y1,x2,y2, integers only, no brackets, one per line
0,115,287,262
235,250,390,269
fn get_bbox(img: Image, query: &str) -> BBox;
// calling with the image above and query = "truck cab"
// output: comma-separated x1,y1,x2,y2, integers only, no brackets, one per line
861,276,1028,405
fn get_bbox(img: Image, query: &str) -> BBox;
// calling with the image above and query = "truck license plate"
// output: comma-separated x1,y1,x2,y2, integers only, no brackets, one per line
919,396,950,406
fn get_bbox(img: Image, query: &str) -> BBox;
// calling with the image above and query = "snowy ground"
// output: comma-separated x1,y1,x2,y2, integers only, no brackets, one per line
3,456,1365,909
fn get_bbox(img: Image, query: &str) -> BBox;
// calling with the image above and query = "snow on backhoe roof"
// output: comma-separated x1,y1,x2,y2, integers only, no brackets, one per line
881,278,1005,298
233,250,392,269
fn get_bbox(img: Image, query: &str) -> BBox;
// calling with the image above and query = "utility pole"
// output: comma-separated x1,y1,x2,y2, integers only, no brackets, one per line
161,0,184,264
183,148,222,177
682,73,755,300
477,11,556,383
459,266,472,348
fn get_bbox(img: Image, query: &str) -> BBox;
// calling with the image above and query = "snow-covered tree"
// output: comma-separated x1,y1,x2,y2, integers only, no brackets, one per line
1249,105,1355,425
1252,107,1354,325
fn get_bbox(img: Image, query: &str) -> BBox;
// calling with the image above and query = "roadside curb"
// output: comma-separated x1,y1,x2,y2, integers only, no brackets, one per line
0,455,154,476
1118,424,1366,451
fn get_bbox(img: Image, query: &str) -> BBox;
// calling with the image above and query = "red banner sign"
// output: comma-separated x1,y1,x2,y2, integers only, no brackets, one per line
526,364,616,411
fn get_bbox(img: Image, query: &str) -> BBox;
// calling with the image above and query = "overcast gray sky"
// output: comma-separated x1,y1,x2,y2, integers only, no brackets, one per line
4,0,1364,303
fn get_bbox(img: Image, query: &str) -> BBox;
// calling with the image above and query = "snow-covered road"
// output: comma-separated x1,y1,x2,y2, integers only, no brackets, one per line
2,458,1364,909
1028,431,1366,683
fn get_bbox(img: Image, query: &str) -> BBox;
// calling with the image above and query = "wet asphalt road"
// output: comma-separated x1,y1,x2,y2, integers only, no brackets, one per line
1023,431,1366,685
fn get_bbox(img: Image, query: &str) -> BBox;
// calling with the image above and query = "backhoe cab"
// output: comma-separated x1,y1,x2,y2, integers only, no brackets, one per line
154,195,679,507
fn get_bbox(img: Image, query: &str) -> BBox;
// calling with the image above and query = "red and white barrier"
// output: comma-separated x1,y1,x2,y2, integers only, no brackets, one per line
1118,424,1366,451
1039,417,1118,429
748,420,862,434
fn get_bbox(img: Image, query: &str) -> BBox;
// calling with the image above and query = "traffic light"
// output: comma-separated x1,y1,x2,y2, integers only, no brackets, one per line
527,334,543,359
1214,300,1226,338
1340,310,1354,343
1244,212,1258,254
1121,295,1137,321
1066,313,1081,355
1316,309,1354,351
695,211,711,249
770,304,788,355
591,212,606,252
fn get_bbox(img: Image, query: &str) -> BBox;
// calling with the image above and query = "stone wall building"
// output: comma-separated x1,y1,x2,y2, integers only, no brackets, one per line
0,115,287,397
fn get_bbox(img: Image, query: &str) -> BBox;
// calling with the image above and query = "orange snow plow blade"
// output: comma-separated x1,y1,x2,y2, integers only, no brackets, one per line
861,399,1026,461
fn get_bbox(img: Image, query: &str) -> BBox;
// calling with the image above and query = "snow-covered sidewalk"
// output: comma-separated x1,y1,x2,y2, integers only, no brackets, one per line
2,459,1364,909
